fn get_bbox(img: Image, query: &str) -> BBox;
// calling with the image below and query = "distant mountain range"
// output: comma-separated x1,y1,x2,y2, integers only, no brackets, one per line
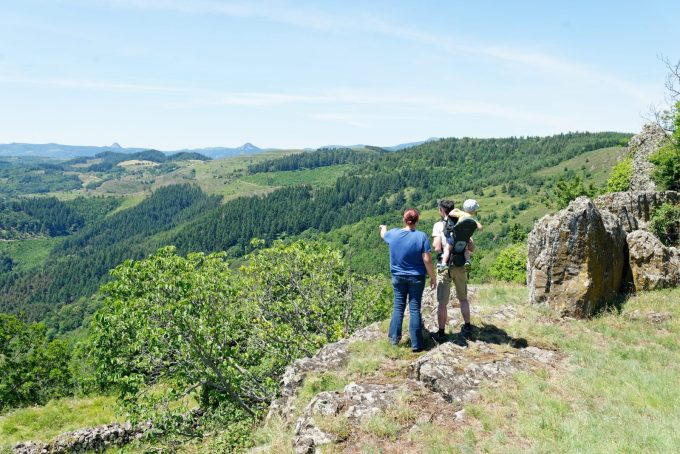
0,142,266,160
0,138,437,159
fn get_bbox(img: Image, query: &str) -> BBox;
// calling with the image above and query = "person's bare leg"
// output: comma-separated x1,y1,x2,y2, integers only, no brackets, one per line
436,280,448,330
459,298,470,325
438,300,447,330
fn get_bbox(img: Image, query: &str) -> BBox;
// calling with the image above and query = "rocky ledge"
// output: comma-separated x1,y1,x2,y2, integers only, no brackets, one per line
259,287,561,454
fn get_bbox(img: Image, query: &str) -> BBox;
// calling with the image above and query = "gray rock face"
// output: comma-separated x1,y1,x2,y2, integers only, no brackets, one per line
594,191,680,234
527,197,626,317
266,322,383,424
410,341,555,404
292,382,409,453
13,422,150,454
628,123,669,192
627,230,680,291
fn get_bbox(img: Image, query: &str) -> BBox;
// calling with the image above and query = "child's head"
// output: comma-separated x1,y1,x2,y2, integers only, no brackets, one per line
463,199,479,215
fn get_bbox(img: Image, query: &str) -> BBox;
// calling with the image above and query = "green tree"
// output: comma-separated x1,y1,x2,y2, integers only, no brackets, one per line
650,101,680,191
0,314,72,410
552,175,597,209
650,203,680,247
490,243,528,284
89,241,389,443
606,156,633,192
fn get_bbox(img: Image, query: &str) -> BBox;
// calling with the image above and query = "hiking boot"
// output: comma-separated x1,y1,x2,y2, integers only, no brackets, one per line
461,323,473,338
431,329,447,343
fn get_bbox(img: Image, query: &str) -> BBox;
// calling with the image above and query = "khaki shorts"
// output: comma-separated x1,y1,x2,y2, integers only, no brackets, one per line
449,266,468,300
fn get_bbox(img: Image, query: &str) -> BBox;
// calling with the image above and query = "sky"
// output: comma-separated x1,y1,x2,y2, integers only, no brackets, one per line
0,0,679,150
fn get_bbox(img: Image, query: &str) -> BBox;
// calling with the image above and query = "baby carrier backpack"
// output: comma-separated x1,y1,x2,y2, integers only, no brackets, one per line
443,217,478,267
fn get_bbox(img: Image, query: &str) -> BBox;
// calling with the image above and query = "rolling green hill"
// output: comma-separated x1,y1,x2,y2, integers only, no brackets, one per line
0,132,630,328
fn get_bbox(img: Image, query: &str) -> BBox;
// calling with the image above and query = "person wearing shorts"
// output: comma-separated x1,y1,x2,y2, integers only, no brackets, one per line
432,200,473,341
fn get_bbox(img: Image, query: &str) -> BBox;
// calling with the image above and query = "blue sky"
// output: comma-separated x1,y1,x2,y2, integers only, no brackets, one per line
1,0,678,150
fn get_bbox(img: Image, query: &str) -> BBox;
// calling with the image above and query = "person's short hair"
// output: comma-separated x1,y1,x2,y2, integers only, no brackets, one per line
403,208,420,225
438,199,454,213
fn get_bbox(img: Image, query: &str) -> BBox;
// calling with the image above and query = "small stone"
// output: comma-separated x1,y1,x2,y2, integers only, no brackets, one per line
454,409,466,422
416,412,432,425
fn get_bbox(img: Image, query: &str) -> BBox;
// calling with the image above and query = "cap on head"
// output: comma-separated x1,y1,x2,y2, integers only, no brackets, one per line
463,199,479,214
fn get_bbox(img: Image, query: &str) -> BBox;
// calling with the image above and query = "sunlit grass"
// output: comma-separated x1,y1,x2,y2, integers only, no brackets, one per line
466,286,680,453
0,396,120,448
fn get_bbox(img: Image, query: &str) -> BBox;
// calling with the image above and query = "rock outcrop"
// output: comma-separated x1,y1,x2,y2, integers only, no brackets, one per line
594,190,680,234
266,322,383,424
261,287,560,453
627,230,680,291
628,123,668,192
13,422,150,454
292,382,412,453
527,197,626,317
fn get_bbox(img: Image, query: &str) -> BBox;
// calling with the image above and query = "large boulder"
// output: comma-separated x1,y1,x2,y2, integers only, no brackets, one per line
628,123,669,192
627,230,680,291
527,197,626,317
594,191,680,234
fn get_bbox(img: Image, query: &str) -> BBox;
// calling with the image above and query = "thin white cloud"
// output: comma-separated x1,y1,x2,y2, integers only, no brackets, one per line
0,72,571,128
87,0,653,102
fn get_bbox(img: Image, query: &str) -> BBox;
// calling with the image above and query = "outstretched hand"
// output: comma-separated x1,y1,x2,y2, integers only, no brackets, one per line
430,280,437,290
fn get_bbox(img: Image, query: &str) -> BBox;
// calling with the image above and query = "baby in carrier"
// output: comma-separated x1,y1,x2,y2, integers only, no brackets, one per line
438,199,483,271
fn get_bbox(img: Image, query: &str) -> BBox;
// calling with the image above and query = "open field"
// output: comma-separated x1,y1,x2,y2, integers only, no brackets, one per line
0,396,119,449
0,237,62,271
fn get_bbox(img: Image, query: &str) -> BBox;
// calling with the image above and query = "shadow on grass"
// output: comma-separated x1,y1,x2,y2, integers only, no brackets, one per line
440,323,528,349
594,292,630,316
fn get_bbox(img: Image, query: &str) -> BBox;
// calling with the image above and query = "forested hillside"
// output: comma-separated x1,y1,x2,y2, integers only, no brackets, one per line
0,132,629,327
171,133,629,254
0,185,221,321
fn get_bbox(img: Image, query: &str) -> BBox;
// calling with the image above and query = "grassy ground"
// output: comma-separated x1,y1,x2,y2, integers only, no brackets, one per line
463,285,680,453
241,165,351,188
0,237,62,271
0,396,119,449
536,146,629,186
247,284,680,453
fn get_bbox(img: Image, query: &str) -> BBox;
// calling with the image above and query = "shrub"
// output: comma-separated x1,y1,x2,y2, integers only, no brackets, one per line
490,243,528,284
650,101,680,191
650,203,680,247
650,144,680,191
606,156,633,192
0,315,72,410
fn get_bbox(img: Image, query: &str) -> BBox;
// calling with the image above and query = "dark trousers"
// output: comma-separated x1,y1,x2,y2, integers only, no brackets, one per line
388,274,426,350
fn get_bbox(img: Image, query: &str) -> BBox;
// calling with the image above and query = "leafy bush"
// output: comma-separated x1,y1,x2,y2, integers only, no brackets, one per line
650,203,680,247
490,243,527,284
650,144,680,191
606,156,633,192
552,175,597,209
0,314,72,410
650,101,680,191
88,240,389,448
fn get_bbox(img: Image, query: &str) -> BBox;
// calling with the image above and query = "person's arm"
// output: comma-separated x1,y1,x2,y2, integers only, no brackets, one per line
422,252,437,289
449,208,464,218
475,220,483,231
379,224,388,239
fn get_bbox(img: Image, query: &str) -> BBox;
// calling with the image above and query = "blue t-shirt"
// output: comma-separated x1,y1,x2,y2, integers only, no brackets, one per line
383,228,431,276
